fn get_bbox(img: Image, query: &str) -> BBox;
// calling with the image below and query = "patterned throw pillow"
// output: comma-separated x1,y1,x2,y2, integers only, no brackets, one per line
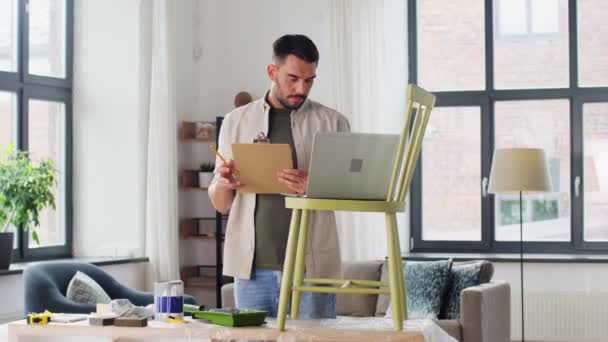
66,271,112,305
440,260,492,319
386,259,452,319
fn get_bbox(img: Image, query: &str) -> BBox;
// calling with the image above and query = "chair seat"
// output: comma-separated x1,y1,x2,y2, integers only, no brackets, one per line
285,197,405,213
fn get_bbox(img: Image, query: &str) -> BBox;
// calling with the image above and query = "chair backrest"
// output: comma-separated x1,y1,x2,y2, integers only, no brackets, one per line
23,261,122,313
24,261,119,296
386,84,436,203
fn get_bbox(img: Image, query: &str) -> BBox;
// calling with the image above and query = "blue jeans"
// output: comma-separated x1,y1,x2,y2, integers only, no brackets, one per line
234,269,336,319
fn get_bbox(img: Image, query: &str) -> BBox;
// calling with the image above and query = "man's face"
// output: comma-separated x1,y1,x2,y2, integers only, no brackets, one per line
268,54,317,110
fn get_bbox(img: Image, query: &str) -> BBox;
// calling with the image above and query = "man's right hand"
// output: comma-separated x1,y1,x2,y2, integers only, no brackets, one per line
209,159,242,213
216,159,243,190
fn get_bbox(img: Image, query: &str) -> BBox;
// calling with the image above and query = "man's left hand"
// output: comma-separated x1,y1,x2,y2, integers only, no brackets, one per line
277,168,308,195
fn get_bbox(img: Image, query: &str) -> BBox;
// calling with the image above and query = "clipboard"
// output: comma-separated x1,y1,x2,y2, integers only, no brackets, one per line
231,143,295,194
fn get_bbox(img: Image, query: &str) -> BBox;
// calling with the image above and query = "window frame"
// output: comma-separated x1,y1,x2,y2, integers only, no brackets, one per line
0,0,73,261
409,0,608,254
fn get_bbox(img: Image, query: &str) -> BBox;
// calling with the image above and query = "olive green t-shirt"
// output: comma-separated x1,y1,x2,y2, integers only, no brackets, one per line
254,107,298,270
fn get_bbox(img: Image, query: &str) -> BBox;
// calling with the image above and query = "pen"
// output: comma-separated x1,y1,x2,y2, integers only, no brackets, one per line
209,145,239,176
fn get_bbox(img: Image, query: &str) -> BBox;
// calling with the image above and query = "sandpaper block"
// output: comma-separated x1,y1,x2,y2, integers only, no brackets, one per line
89,316,116,326
114,316,147,327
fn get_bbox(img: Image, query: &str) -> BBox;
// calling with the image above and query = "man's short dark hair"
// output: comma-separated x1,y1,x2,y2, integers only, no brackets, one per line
273,34,319,65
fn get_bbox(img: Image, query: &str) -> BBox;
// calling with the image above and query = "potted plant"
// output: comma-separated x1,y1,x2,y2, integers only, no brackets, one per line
0,145,56,269
198,161,215,188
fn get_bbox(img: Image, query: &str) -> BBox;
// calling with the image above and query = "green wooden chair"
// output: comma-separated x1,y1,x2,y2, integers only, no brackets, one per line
276,84,436,331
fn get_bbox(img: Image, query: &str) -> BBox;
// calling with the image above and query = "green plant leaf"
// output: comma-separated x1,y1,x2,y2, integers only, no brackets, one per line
32,230,40,246
199,161,215,172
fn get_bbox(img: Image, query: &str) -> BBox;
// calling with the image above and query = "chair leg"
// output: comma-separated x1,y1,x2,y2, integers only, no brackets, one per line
290,209,310,320
277,209,302,331
389,213,407,321
385,214,403,331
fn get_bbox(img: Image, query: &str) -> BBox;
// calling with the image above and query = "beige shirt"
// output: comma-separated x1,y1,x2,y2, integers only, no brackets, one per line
211,96,350,280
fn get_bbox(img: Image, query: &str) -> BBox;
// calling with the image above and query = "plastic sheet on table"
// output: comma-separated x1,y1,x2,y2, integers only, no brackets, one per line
179,316,458,342
6,316,457,342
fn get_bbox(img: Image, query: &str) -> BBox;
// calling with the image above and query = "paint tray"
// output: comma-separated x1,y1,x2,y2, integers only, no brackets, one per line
192,309,267,327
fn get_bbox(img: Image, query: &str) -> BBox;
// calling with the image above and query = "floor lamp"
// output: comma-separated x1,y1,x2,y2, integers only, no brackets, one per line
488,148,553,342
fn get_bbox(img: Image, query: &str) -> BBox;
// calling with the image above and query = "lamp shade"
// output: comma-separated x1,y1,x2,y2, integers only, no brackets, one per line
488,148,553,194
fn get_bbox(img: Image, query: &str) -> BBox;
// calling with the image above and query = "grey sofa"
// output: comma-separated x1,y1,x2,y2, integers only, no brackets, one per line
24,261,198,314
221,260,510,342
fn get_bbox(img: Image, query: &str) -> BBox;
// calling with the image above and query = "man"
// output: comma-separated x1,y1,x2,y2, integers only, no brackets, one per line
208,34,350,318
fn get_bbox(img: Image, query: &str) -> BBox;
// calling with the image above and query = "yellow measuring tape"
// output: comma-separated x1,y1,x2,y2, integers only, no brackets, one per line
167,315,186,324
27,310,53,325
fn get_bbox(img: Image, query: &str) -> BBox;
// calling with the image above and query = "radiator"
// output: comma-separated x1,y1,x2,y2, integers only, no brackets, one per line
510,292,608,342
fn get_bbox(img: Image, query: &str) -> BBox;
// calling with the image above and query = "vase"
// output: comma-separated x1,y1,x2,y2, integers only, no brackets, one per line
198,172,214,188
0,232,14,270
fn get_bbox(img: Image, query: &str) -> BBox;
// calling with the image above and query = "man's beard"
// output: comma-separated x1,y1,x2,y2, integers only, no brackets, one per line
277,94,307,110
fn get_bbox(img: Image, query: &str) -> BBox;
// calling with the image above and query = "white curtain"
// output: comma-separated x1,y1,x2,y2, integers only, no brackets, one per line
327,0,409,262
145,0,180,287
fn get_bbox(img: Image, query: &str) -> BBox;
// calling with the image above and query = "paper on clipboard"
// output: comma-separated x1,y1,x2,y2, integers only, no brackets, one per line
231,143,295,194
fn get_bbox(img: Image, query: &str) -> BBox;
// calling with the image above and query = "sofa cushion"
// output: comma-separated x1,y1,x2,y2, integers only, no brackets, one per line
450,260,493,284
375,259,494,317
66,271,112,305
440,260,493,319
336,261,383,317
385,259,452,319
434,319,462,341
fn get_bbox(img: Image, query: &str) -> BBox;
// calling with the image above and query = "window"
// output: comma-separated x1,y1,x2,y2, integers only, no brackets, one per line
28,0,67,78
494,0,569,89
0,91,17,150
583,103,608,242
495,0,561,37
578,0,608,87
27,99,67,248
494,100,570,242
422,106,482,241
0,0,73,261
417,0,485,91
0,91,18,249
0,0,19,73
409,0,608,254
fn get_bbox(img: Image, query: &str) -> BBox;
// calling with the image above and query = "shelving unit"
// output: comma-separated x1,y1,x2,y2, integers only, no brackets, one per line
179,218,221,240
179,169,209,190
178,117,229,308
179,121,216,142
180,265,216,289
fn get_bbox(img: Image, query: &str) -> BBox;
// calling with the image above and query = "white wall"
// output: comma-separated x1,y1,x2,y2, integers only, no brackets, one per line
0,274,25,323
72,0,148,258
0,263,145,323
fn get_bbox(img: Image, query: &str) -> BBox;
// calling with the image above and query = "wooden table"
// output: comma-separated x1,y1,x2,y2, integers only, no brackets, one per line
8,317,428,342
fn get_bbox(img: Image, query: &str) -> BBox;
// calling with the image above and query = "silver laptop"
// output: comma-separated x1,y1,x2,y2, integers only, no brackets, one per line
304,132,400,200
